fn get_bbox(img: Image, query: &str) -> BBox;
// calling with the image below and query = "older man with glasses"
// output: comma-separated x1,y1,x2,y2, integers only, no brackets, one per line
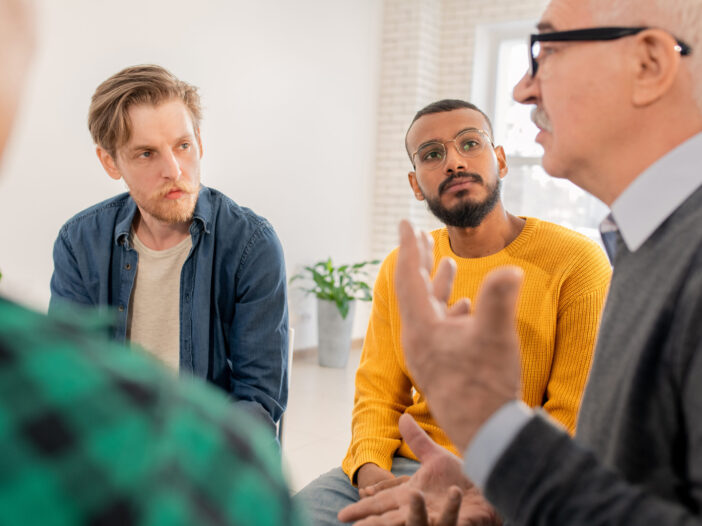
295,98,611,526
339,0,702,525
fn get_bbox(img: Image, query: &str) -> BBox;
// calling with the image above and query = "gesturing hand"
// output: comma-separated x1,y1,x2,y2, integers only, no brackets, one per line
338,414,500,526
394,220,523,451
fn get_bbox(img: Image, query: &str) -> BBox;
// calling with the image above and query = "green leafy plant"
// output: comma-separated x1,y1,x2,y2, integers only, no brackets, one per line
290,258,380,319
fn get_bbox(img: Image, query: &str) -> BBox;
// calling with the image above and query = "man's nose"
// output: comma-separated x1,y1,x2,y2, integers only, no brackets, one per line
162,151,182,180
513,69,538,105
444,142,466,173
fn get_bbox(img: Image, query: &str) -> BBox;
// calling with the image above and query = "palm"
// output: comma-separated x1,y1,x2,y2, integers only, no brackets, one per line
338,414,500,526
406,450,498,526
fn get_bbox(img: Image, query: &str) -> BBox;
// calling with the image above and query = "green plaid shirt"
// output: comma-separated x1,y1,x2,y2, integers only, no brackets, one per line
0,296,306,526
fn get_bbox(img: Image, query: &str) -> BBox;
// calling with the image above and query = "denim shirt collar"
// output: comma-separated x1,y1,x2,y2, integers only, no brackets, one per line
113,186,212,248
191,186,213,235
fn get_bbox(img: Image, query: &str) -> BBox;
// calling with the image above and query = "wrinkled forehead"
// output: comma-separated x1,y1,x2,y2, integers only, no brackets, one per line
407,108,491,152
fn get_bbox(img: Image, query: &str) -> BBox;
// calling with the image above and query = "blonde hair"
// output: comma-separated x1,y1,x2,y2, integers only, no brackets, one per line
88,64,202,156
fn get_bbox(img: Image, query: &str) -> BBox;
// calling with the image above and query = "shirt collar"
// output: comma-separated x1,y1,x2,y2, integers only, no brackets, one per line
115,197,138,247
192,186,212,235
114,185,212,247
609,132,702,252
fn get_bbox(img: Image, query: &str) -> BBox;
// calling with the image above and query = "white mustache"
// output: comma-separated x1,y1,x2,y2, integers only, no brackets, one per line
531,107,553,133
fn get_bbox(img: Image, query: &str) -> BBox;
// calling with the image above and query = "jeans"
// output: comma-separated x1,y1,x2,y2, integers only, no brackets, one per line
294,457,420,526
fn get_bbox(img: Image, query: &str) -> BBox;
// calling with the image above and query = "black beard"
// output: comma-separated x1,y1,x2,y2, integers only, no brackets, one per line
423,172,501,228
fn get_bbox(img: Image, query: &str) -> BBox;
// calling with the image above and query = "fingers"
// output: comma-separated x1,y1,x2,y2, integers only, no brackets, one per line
360,476,410,498
406,490,430,526
420,230,434,275
354,509,406,526
437,486,462,526
398,413,442,462
432,257,457,305
447,298,471,317
398,220,421,269
474,267,523,336
396,220,436,327
337,487,400,522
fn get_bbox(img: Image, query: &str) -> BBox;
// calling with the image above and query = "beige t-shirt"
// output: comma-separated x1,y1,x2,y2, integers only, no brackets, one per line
127,231,192,372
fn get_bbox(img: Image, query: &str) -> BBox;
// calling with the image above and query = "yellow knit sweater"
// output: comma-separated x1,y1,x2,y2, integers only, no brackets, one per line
341,218,612,482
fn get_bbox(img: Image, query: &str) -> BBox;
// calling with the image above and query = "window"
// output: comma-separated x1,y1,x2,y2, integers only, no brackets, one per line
473,21,608,242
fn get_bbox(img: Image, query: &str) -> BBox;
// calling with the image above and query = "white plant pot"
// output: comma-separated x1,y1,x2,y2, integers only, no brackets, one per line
317,298,356,368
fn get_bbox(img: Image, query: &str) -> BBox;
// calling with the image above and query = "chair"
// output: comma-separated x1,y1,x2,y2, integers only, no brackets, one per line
277,327,294,448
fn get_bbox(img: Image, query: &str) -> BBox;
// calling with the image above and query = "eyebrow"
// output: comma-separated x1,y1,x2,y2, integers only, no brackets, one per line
536,21,557,32
126,134,195,154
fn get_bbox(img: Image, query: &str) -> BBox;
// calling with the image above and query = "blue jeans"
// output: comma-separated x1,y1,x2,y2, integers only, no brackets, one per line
294,457,420,526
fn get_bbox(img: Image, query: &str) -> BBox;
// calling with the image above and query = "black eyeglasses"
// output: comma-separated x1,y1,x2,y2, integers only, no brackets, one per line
529,26,692,77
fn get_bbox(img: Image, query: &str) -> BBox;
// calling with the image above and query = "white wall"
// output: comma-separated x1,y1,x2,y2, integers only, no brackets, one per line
0,0,382,349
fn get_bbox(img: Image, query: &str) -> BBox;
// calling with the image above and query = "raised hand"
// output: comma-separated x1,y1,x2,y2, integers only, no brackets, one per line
394,220,523,451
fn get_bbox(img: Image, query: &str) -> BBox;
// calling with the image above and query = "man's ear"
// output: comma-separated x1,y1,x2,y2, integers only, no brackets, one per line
494,145,508,178
631,29,682,107
96,147,122,181
408,171,424,201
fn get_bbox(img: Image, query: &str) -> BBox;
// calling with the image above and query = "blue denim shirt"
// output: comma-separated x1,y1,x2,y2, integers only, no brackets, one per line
49,186,289,428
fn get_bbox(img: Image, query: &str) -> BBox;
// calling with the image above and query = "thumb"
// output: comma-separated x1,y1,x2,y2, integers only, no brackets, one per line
399,413,443,462
474,266,523,336
396,220,434,326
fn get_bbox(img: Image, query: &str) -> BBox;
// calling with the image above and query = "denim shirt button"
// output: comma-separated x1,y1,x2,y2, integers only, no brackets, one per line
125,263,131,270
118,305,125,312
185,293,191,302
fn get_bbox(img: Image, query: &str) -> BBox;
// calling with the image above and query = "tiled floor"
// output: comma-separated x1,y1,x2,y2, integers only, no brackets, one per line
282,345,362,493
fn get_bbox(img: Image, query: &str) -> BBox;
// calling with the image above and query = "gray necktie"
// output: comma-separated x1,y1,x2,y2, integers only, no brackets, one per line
600,229,622,264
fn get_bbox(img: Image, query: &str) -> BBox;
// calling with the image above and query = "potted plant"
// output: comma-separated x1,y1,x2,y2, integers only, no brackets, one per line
291,257,379,367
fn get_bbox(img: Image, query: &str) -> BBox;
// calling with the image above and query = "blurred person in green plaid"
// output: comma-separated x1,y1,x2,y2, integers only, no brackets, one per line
0,2,304,525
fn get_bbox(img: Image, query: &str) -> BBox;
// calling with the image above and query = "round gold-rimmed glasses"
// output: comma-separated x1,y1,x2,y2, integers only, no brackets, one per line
411,128,494,170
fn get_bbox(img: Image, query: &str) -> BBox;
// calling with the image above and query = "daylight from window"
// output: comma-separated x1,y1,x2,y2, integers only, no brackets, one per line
494,38,608,242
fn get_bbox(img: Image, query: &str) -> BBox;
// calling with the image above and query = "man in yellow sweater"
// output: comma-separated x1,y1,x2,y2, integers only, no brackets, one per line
294,99,611,525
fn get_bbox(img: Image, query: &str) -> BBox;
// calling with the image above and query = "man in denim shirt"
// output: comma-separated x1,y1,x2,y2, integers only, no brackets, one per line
49,64,288,432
